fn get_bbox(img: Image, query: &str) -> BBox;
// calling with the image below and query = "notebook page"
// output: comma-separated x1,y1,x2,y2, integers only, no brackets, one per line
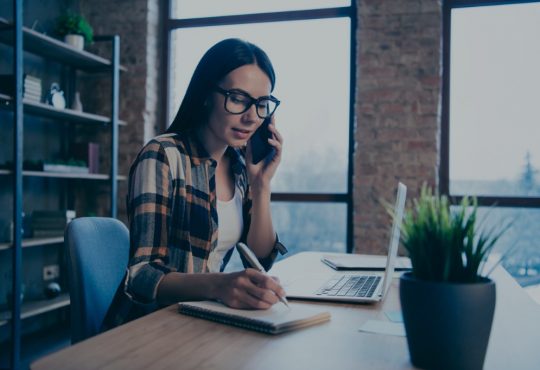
179,301,330,327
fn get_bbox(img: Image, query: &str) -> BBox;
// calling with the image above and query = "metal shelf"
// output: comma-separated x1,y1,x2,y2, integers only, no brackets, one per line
0,293,70,327
0,93,127,126
0,169,127,181
3,7,121,366
0,18,126,73
0,236,64,251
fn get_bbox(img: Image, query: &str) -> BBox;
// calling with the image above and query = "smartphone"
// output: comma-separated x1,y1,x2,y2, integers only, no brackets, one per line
250,118,275,164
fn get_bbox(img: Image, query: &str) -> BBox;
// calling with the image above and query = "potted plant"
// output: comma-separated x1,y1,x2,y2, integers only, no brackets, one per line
55,11,93,51
398,185,510,370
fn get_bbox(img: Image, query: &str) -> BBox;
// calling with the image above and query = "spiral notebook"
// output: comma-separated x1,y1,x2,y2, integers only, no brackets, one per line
178,301,331,335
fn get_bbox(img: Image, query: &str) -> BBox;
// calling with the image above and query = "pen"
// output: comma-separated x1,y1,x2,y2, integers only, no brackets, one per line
236,242,290,308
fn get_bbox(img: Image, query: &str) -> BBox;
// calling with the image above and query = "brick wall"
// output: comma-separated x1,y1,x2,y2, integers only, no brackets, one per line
354,0,442,254
80,0,162,222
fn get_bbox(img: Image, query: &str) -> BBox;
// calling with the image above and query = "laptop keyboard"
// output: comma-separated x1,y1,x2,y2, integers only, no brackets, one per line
315,275,381,298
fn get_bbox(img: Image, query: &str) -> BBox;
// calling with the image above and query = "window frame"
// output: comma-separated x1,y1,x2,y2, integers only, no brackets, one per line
441,0,540,208
161,1,357,252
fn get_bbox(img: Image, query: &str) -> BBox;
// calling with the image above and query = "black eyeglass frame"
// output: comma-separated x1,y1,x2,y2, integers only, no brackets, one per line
214,86,281,119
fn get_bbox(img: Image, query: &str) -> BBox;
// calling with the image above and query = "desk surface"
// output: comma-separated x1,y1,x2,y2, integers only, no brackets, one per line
32,252,540,370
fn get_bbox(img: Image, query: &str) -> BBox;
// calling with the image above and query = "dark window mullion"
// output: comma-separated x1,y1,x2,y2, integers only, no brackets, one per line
346,3,357,253
449,0,540,9
440,0,451,196
271,193,348,202
167,7,353,29
449,196,540,208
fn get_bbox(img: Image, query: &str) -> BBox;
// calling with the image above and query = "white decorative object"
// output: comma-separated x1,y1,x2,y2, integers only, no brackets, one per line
71,92,83,112
43,164,89,174
64,34,84,50
47,83,66,109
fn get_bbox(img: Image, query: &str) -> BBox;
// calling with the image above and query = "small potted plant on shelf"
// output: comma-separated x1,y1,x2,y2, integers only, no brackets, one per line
398,184,511,370
54,11,93,51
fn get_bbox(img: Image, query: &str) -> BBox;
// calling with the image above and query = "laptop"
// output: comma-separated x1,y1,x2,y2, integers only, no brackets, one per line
284,182,407,303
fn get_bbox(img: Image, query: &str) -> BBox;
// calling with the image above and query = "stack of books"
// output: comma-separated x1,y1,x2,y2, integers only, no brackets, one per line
23,75,42,103
0,74,42,102
31,210,76,238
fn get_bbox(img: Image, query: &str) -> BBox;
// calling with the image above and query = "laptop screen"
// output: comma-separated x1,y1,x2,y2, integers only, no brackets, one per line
380,182,407,297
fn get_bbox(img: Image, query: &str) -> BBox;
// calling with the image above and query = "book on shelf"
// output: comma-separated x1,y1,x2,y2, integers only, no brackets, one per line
24,84,41,93
23,93,41,103
32,210,76,222
24,80,41,90
32,210,75,237
33,229,65,238
178,301,331,335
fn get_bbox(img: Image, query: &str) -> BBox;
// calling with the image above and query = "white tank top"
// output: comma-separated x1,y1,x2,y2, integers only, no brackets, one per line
207,186,244,273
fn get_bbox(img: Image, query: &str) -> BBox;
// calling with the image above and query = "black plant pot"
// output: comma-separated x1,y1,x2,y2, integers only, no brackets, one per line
400,272,496,370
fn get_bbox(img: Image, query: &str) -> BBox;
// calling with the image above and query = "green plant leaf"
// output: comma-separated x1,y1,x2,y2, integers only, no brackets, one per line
55,11,94,44
394,183,513,283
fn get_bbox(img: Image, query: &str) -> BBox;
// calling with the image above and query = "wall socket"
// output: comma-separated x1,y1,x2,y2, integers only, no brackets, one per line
43,264,60,281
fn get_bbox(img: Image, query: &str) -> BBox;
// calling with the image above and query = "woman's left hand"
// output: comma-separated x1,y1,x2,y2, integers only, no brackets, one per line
246,115,283,192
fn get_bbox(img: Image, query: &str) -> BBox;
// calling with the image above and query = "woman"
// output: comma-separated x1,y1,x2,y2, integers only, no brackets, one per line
105,38,288,327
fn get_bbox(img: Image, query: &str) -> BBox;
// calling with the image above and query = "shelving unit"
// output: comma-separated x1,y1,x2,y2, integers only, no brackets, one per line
0,294,70,328
0,93,127,126
0,18,127,73
0,169,127,181
1,7,124,367
0,236,64,252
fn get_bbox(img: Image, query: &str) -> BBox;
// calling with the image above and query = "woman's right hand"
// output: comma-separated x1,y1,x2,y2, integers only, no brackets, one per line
214,269,287,309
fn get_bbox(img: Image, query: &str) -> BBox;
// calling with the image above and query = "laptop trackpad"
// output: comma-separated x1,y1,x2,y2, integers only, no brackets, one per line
281,274,331,296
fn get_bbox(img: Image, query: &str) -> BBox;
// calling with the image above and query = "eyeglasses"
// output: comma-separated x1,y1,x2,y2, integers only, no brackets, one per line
214,86,280,119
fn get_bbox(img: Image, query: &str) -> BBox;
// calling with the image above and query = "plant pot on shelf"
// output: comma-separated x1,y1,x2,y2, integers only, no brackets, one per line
400,272,496,370
64,34,84,50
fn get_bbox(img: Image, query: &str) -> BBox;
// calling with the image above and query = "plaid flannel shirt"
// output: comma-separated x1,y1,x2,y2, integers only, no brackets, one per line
105,132,286,327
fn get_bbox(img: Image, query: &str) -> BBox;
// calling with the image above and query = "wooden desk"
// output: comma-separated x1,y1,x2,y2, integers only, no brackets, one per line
32,252,540,370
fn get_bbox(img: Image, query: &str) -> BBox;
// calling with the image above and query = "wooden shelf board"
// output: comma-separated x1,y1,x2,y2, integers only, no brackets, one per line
0,293,70,325
0,93,127,126
0,18,126,72
0,236,64,251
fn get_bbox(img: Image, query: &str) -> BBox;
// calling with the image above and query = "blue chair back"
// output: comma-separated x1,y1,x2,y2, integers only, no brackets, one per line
65,217,129,343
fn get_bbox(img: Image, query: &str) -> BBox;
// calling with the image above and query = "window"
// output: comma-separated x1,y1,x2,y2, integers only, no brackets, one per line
165,2,355,261
171,0,350,19
443,1,540,292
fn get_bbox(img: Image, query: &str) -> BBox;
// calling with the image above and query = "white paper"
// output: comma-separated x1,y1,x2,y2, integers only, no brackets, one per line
384,311,403,323
359,320,406,337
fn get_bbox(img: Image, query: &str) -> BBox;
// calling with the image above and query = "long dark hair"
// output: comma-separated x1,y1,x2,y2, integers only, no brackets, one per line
167,38,276,134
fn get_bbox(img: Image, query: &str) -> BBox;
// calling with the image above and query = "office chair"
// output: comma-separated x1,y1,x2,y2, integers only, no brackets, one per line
65,217,129,343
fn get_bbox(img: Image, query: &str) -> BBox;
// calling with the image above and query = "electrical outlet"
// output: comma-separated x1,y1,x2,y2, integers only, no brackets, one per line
43,264,60,281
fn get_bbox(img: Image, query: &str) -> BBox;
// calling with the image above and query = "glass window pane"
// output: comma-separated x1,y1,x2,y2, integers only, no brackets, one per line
449,3,540,197
171,0,351,19
170,18,350,193
224,202,346,272
271,202,347,255
450,206,540,291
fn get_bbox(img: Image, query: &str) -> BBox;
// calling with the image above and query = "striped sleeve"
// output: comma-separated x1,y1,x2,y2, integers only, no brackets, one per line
125,140,177,304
